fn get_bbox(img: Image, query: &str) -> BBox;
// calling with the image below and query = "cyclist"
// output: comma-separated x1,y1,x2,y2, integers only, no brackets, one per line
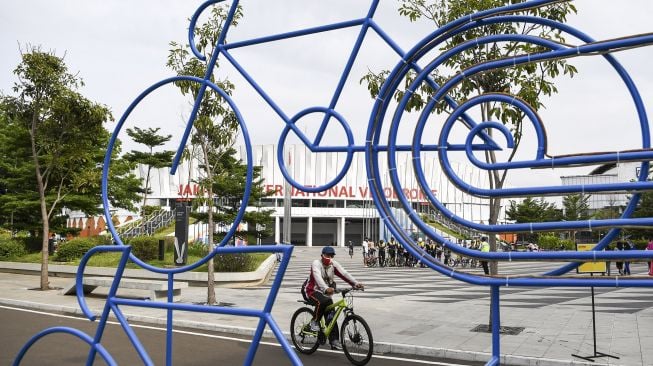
305,246,364,350
479,237,490,275
387,238,397,266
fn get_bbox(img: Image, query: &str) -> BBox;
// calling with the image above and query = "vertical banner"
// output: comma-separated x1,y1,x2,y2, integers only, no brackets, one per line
174,200,190,266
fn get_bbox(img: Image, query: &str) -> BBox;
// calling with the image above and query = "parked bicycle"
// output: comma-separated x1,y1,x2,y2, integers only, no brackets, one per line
290,288,373,366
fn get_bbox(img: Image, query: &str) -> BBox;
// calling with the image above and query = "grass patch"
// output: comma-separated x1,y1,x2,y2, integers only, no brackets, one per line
421,216,466,240
14,252,42,263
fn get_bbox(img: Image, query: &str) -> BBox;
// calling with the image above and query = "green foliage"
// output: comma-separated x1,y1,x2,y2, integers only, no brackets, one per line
506,197,562,223
124,127,175,210
193,148,275,241
126,236,159,261
142,205,162,217
365,0,578,122
536,233,573,250
0,239,27,259
167,4,272,246
562,194,591,221
54,238,97,262
360,0,578,236
0,48,140,235
623,192,653,240
12,236,43,253
188,242,209,257
506,197,561,242
630,239,649,250
213,252,269,272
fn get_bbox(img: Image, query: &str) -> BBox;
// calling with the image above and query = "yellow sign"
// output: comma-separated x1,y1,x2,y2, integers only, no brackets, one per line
576,243,607,274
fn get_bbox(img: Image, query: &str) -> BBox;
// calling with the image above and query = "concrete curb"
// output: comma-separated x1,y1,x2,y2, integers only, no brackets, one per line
0,298,603,366
0,254,277,287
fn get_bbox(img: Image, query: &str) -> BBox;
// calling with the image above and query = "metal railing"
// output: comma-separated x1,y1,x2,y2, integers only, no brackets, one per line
119,209,176,238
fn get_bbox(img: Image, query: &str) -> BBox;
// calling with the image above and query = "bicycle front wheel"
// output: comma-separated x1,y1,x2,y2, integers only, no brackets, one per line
340,314,373,365
290,307,320,354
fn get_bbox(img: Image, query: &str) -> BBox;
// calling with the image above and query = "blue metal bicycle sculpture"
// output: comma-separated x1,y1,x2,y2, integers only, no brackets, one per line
15,1,653,365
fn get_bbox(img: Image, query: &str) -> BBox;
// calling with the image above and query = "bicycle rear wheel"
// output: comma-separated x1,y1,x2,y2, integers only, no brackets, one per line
290,307,320,354
340,314,373,365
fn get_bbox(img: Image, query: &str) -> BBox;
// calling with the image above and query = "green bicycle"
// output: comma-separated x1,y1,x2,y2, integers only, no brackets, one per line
290,288,373,365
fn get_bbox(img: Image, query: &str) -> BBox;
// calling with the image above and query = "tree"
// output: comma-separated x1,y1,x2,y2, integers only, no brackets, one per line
194,148,274,244
166,3,244,305
627,192,653,240
505,197,561,242
0,48,140,290
123,127,175,213
361,0,578,275
562,193,590,242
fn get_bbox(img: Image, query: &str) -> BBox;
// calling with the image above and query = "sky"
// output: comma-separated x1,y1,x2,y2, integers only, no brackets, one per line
2,0,653,199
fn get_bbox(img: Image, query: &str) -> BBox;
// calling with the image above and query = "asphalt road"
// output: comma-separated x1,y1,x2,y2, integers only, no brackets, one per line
2,305,481,366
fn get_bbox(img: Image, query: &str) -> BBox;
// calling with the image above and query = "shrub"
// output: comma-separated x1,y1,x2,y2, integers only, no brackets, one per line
162,236,175,253
13,236,42,253
631,239,649,250
0,239,27,260
188,242,209,257
54,238,97,262
537,233,561,250
558,239,575,250
213,252,268,272
126,236,159,261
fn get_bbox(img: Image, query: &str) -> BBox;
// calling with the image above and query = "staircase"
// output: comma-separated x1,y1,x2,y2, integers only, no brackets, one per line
119,209,176,238
422,209,483,240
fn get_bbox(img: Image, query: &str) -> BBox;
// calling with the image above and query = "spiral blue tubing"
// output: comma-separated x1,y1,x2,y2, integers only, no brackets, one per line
15,1,653,365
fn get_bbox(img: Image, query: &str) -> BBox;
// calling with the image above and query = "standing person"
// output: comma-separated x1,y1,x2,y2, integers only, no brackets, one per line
48,233,57,255
361,238,369,265
647,239,653,276
378,239,386,267
624,241,633,275
479,237,490,275
387,238,397,266
417,238,425,267
615,242,624,275
396,241,405,266
275,241,282,262
304,246,364,350
348,240,354,259
443,247,451,267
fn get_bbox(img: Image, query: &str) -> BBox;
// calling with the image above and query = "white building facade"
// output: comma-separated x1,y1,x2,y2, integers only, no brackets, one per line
117,145,493,247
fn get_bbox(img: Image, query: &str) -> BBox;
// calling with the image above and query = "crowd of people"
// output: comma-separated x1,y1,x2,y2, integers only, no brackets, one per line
351,237,490,273
351,237,653,276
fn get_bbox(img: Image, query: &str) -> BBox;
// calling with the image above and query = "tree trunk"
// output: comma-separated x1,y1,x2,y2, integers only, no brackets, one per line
30,112,50,290
206,169,216,305
488,196,501,276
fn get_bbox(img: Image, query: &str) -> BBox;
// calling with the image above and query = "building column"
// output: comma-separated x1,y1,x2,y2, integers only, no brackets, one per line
307,216,313,247
339,217,346,247
274,216,280,244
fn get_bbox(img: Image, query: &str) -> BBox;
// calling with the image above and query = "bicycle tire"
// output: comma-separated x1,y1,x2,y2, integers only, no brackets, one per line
290,307,320,354
340,314,373,366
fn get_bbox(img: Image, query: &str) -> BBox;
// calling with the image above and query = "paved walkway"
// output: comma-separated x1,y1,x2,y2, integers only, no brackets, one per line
1,247,651,366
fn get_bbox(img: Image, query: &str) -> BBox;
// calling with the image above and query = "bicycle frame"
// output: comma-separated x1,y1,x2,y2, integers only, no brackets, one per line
319,294,350,339
172,0,497,191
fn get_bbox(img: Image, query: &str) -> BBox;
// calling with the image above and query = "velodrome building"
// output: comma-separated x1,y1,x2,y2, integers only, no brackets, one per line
69,145,492,246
